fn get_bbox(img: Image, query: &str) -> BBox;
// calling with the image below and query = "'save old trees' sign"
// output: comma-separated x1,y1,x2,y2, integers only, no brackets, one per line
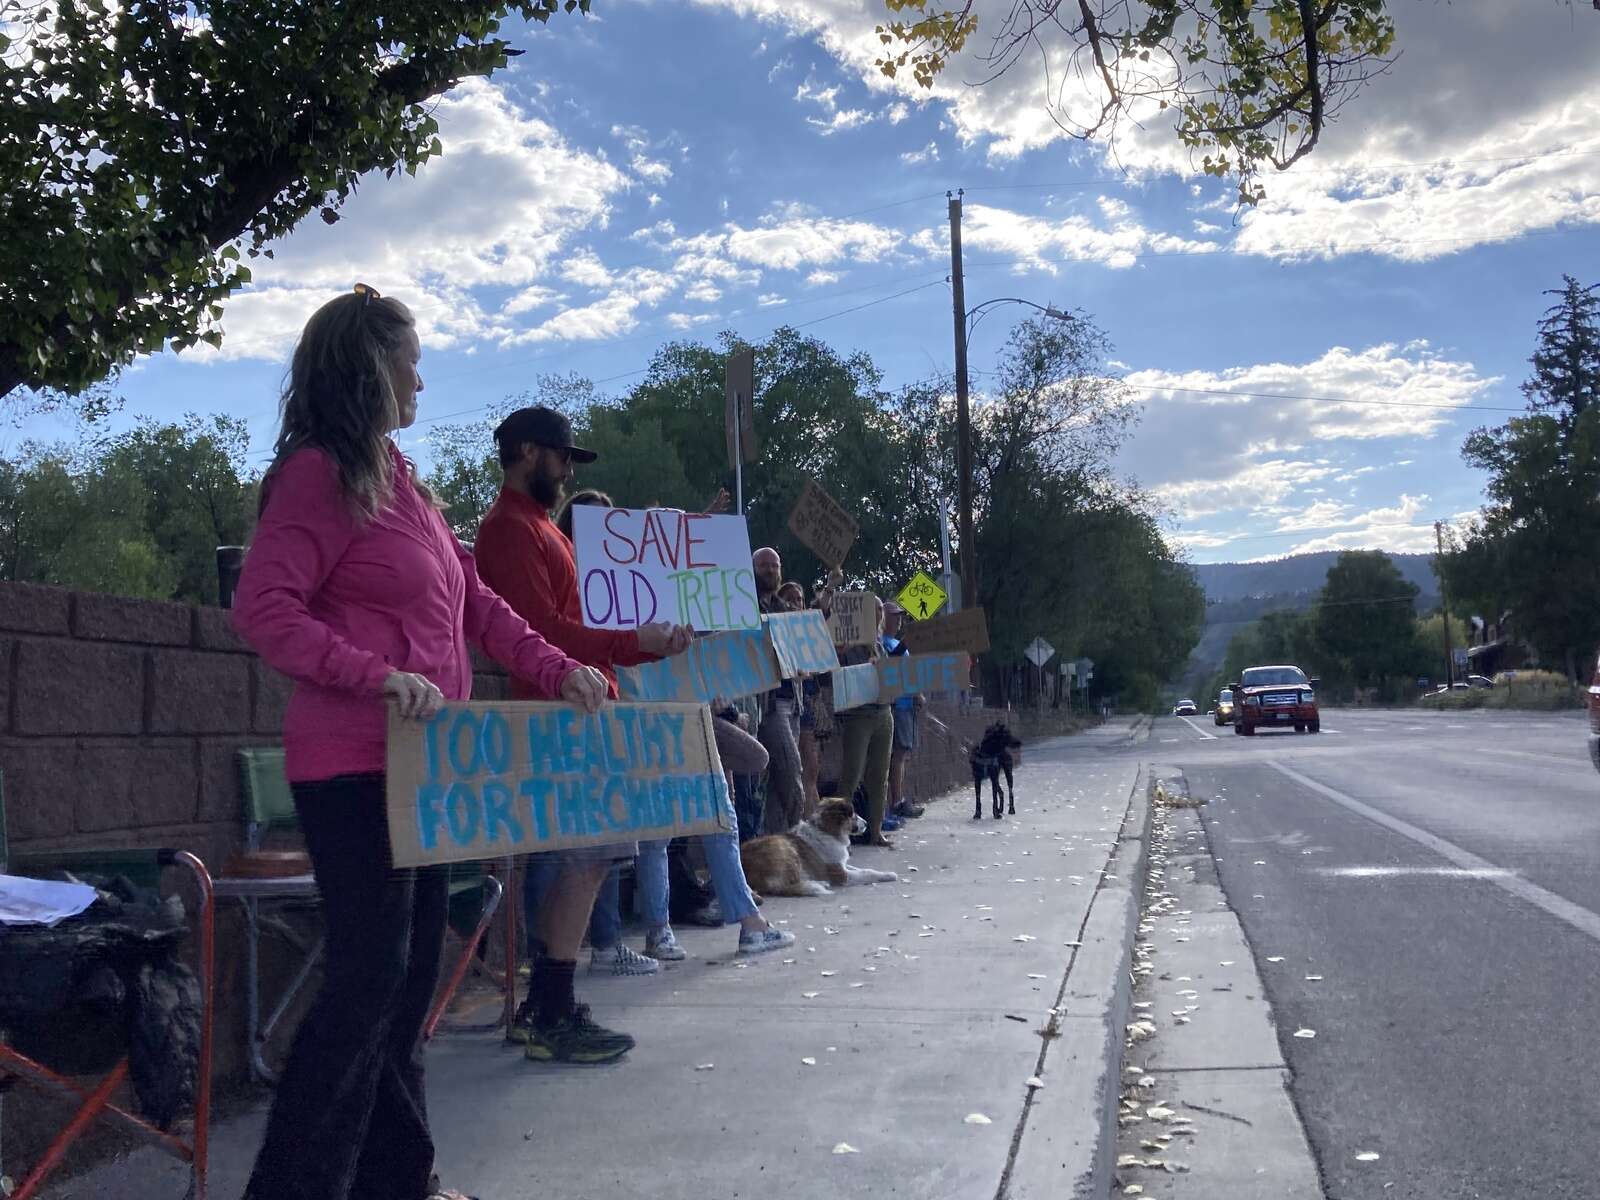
572,506,760,632
386,701,732,868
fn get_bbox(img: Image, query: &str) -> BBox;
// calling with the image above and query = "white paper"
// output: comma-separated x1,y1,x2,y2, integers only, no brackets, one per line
571,506,759,632
0,874,98,927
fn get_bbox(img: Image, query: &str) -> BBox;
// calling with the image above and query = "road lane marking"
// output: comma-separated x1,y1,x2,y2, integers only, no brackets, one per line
1176,715,1218,741
1269,761,1600,944
1314,866,1517,879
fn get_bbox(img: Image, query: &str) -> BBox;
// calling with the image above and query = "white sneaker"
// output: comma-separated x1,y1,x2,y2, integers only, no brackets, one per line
645,926,688,961
737,926,797,956
589,943,661,977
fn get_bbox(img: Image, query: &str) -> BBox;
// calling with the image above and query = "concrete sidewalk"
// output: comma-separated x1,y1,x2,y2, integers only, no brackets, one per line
48,726,1147,1200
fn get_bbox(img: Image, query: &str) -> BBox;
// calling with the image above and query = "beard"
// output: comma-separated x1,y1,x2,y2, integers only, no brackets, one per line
529,463,564,509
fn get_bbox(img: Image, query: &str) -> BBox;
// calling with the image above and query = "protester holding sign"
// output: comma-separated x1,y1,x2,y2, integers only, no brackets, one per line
475,407,693,1064
232,290,607,1200
882,602,927,821
833,606,899,849
752,547,808,834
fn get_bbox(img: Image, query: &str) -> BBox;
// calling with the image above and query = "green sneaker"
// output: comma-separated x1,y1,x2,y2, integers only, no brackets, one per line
505,1004,536,1046
523,1004,635,1065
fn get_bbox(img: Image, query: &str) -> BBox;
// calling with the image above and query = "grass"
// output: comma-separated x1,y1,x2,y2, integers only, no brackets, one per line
1421,670,1584,712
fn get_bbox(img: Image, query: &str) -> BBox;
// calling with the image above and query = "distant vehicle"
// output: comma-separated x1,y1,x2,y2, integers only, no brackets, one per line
1229,665,1320,735
1214,688,1235,726
1173,698,1198,716
1466,674,1495,689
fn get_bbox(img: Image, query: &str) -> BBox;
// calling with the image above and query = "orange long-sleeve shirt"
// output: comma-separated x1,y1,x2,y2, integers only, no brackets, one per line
473,486,655,698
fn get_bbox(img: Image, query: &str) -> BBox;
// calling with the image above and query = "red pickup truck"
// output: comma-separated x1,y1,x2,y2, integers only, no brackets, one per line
1230,665,1321,735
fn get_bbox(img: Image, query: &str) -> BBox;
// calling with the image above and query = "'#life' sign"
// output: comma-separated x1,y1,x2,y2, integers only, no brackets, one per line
386,701,732,868
572,506,760,632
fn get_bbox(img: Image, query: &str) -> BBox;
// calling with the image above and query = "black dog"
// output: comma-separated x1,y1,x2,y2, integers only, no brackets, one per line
970,723,1022,819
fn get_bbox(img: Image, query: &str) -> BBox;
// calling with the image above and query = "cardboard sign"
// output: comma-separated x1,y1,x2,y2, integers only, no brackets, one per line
616,628,782,704
572,505,759,632
385,701,731,867
725,348,758,468
786,478,858,568
764,609,840,678
827,592,881,646
828,652,971,712
897,606,990,654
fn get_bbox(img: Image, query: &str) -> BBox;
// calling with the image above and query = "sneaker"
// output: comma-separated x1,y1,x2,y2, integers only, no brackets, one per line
894,800,926,819
645,926,687,962
523,1004,635,1065
738,926,797,955
589,943,661,977
505,1004,536,1045
881,814,904,832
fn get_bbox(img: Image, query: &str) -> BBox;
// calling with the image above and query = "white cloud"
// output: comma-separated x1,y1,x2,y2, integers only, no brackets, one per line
901,140,939,165
806,269,841,286
914,201,1216,272
758,292,787,306
560,249,613,290
684,279,723,303
693,0,1600,259
632,155,674,183
887,101,909,124
199,78,628,361
807,107,873,134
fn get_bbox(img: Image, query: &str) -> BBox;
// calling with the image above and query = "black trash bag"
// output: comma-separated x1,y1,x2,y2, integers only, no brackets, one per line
0,875,200,1127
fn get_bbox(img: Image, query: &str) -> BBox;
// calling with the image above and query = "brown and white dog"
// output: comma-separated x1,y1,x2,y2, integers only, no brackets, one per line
739,798,899,897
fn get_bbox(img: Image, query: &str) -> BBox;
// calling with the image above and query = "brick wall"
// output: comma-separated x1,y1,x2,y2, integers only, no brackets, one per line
0,581,293,868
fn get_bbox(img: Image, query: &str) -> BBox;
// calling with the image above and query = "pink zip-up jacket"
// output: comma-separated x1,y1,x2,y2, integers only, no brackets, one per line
233,444,584,783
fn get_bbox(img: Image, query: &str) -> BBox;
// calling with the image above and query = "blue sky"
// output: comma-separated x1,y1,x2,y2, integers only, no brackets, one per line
15,0,1600,563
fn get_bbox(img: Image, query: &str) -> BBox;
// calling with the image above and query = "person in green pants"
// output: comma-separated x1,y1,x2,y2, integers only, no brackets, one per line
835,608,897,848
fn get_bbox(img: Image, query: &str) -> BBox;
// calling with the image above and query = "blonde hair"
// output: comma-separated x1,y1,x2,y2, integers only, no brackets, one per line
266,291,423,518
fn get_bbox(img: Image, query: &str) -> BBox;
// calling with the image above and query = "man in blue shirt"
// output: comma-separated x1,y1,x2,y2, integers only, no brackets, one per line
881,602,926,820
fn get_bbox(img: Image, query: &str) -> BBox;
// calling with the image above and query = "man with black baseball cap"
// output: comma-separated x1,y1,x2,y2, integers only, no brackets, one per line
474,404,692,1065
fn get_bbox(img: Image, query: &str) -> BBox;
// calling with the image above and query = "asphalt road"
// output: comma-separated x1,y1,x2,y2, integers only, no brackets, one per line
1143,706,1600,1199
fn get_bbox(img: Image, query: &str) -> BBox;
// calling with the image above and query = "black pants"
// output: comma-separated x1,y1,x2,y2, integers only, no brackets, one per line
244,774,449,1200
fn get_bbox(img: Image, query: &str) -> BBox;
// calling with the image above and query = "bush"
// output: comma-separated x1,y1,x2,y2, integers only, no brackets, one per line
1420,672,1582,711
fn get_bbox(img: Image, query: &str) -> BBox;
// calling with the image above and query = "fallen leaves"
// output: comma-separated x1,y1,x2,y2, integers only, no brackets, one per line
1293,1028,1317,1039
964,1113,992,1125
832,1142,858,1155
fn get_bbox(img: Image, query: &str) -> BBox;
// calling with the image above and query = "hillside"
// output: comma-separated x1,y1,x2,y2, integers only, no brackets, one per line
1192,552,1437,603
1174,551,1442,698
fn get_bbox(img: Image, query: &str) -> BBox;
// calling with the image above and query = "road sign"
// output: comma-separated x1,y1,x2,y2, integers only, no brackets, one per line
724,348,757,469
1073,656,1094,686
1024,636,1056,668
896,570,948,621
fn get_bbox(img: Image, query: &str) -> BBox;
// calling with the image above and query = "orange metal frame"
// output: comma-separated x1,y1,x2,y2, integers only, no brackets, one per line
0,849,215,1200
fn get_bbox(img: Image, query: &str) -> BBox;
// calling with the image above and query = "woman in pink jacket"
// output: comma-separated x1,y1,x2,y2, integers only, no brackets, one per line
232,286,607,1200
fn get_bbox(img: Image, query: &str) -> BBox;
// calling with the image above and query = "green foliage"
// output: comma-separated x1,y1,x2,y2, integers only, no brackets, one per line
874,1,1396,203
0,414,255,602
1443,275,1600,677
0,0,590,401
1313,549,1426,694
424,320,1205,703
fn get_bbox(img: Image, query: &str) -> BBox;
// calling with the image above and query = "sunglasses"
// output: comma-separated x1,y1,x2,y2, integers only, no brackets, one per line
353,282,381,310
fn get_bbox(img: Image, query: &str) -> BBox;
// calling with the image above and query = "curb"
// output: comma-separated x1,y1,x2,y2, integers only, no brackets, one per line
1002,763,1154,1199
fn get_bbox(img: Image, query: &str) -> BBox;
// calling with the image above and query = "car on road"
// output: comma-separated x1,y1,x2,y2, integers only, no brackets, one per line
1229,665,1320,735
1172,698,1198,716
1466,674,1495,689
1214,687,1235,726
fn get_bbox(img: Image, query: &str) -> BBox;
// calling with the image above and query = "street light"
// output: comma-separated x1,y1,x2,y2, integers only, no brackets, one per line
949,293,1072,615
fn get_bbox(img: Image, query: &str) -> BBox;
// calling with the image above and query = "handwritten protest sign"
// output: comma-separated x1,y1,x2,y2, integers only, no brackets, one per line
764,610,839,678
572,506,759,632
828,652,970,711
897,606,990,655
385,701,731,868
786,478,858,567
616,628,781,704
827,592,880,646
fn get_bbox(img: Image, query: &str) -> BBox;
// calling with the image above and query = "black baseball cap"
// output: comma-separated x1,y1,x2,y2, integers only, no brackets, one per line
492,405,597,463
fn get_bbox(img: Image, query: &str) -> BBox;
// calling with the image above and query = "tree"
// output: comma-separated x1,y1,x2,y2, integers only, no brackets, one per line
0,415,256,602
1313,550,1424,697
0,0,590,402
876,1,1398,203
1445,275,1600,677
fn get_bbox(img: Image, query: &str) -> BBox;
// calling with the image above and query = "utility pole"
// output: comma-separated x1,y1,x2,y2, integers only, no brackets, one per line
1435,520,1455,687
948,190,976,615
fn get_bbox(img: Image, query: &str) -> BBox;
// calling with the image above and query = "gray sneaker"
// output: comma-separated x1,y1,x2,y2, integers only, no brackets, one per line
645,926,688,961
737,926,797,956
589,943,661,977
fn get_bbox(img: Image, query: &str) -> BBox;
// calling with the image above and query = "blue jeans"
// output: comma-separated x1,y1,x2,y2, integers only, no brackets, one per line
635,818,760,929
524,859,623,957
